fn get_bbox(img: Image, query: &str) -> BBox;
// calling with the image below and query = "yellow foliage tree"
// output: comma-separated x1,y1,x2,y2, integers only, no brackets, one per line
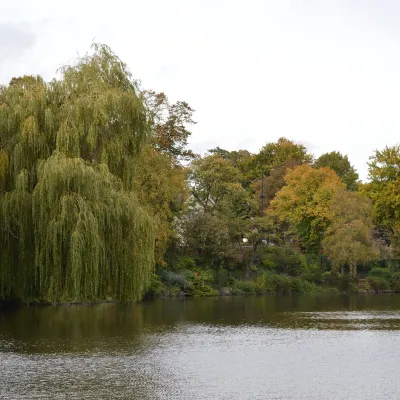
270,165,345,251
322,190,378,277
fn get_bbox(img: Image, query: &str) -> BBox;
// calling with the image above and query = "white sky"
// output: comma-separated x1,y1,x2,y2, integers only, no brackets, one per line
2,0,400,181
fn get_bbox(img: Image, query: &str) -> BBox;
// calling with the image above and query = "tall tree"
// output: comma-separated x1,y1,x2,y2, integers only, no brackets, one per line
362,145,400,256
183,152,257,271
246,137,313,182
270,165,345,251
0,44,154,302
190,154,246,214
142,90,195,160
323,190,378,277
315,151,359,191
134,147,189,266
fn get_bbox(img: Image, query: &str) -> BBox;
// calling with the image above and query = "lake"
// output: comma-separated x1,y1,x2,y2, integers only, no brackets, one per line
1,295,400,399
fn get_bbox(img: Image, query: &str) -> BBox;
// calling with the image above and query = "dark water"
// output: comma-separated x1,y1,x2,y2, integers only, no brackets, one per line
1,295,400,399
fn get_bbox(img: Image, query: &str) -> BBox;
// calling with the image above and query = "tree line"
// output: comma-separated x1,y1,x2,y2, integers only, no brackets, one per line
1,44,399,302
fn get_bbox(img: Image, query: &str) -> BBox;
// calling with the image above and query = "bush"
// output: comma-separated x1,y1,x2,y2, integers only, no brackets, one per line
159,270,191,290
187,283,217,297
391,272,400,292
263,245,306,276
230,286,245,296
367,276,390,293
368,267,392,282
166,256,197,271
234,280,265,295
219,287,231,296
176,256,197,271
185,269,217,297
145,274,166,297
265,273,293,294
322,271,351,291
302,264,323,284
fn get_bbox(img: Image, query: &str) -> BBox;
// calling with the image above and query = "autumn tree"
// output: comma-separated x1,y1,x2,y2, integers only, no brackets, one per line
134,90,195,266
142,90,195,160
252,159,300,212
363,146,400,228
270,165,345,251
323,190,378,277
361,145,400,256
246,137,313,183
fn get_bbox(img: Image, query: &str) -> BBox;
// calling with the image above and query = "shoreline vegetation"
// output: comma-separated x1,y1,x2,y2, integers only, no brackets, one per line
2,268,399,306
2,44,400,305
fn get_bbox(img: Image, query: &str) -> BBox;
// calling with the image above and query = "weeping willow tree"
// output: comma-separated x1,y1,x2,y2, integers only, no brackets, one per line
0,44,154,302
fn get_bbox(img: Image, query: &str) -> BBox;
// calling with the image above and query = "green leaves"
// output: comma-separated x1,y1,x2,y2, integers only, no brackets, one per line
363,146,400,233
315,151,359,191
322,191,378,277
0,45,155,302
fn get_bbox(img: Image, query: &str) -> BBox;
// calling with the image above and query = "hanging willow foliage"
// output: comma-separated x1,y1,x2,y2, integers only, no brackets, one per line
0,44,154,302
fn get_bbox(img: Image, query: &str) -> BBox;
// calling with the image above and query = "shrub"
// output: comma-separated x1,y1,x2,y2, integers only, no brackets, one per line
290,278,305,294
263,245,306,276
186,269,217,297
145,274,166,297
368,267,392,282
219,287,231,296
265,273,293,295
391,272,400,292
302,264,323,284
177,256,197,271
187,283,217,297
235,280,265,295
322,271,350,290
159,270,191,290
230,286,245,296
367,276,390,293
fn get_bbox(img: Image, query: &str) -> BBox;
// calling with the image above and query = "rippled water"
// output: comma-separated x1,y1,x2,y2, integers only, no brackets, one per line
1,295,400,399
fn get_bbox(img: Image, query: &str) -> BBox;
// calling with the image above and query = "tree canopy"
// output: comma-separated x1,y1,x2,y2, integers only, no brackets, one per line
0,44,155,302
315,151,359,191
270,165,345,251
2,43,400,301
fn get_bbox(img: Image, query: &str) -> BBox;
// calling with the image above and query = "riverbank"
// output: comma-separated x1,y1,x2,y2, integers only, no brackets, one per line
1,268,398,306
144,269,396,299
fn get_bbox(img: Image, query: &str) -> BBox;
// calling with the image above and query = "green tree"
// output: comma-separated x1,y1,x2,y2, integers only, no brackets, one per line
362,145,400,256
208,147,253,182
190,154,245,214
323,190,378,277
246,137,313,182
363,145,400,229
180,211,242,268
0,44,154,302
134,147,189,266
315,151,359,191
183,152,258,272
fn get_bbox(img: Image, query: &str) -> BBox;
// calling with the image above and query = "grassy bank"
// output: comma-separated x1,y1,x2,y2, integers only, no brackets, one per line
144,265,400,299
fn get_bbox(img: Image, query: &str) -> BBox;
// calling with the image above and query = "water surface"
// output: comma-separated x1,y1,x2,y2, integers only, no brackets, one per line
1,295,400,399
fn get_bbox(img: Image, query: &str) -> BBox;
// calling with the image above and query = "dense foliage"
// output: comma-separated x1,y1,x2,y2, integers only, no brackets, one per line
0,45,155,302
1,44,399,303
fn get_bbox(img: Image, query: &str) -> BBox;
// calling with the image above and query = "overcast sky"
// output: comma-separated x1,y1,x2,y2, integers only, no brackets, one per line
2,1,400,180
